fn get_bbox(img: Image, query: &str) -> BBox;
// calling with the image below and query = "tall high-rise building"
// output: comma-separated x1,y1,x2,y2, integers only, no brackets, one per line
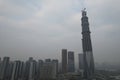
62,49,67,73
28,60,36,80
6,61,14,80
78,53,84,70
20,62,25,80
52,59,59,74
78,53,84,77
0,58,1,78
24,57,34,80
40,62,57,80
68,51,75,72
37,59,43,79
0,57,10,80
81,9,95,78
11,61,23,80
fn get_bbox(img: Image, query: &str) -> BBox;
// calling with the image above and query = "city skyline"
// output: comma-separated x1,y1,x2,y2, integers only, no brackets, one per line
0,0,120,65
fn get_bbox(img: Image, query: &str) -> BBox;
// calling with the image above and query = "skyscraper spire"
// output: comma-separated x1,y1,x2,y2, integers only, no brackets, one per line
81,9,95,79
81,9,92,52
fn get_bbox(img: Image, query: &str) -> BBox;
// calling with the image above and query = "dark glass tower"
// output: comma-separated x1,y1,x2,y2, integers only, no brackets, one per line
62,49,67,73
81,9,94,79
68,51,75,72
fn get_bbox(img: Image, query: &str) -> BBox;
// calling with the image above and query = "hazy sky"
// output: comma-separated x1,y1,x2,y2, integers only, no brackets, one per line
0,0,120,64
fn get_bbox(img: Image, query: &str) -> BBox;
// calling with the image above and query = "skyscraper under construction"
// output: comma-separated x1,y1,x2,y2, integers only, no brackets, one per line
81,9,95,79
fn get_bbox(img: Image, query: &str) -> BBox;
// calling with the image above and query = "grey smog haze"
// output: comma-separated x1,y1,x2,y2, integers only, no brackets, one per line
0,0,120,65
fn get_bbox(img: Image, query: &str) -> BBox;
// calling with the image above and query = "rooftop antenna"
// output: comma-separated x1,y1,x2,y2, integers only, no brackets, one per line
82,8,86,12
82,8,87,16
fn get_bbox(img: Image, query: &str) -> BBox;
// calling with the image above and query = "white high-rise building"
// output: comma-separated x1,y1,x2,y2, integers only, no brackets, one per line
52,59,59,74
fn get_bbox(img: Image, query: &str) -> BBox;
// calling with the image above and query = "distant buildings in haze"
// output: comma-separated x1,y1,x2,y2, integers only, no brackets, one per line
0,9,95,80
0,57,59,80
61,49,75,74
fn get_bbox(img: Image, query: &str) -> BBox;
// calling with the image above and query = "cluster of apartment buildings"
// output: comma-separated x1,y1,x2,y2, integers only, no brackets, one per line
0,48,84,80
0,57,59,80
